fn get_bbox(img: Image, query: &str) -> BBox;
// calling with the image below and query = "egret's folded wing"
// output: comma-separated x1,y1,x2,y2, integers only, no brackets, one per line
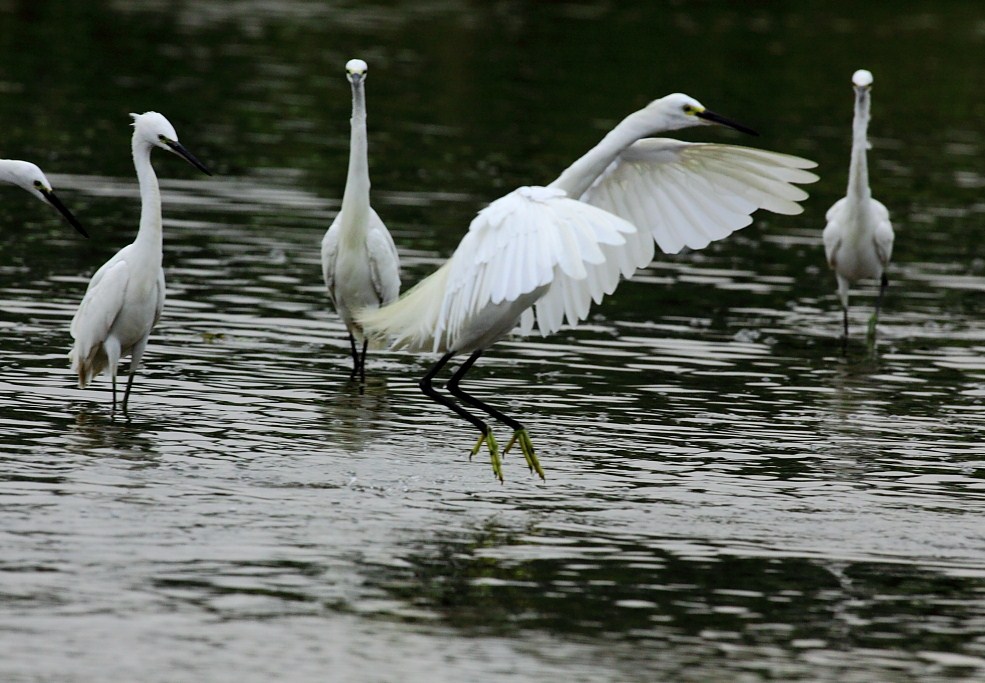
69,260,129,359
822,197,847,267
320,217,341,301
438,186,650,344
366,209,401,306
581,139,819,255
872,198,894,266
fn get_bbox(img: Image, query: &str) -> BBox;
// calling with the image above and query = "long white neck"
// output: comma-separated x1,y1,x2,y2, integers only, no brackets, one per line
548,109,655,198
339,78,370,242
846,86,871,205
132,136,163,253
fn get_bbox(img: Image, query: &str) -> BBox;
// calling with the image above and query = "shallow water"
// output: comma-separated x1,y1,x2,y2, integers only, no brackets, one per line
2,2,985,682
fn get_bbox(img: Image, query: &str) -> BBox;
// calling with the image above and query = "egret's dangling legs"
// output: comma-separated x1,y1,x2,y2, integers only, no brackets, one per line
446,351,544,480
419,351,503,481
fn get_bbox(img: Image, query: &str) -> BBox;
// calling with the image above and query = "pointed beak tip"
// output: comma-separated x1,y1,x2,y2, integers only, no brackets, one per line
697,109,758,137
167,140,214,176
42,189,88,237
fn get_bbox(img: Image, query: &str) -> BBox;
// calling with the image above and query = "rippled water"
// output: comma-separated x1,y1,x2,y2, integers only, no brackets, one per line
2,2,985,682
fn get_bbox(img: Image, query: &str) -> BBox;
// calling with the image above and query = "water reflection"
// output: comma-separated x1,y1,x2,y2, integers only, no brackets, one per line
318,375,395,451
66,409,161,462
367,524,985,680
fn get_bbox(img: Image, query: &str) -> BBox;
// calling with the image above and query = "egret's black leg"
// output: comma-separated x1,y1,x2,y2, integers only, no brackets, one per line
876,273,889,320
420,351,503,481
446,351,521,430
420,351,488,434
359,338,368,381
111,373,118,413
841,307,849,354
867,273,889,344
347,333,360,378
446,350,545,480
121,370,136,413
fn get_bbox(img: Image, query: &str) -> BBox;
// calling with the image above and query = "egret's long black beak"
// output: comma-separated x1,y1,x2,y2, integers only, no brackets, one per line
697,109,759,136
166,140,213,176
40,188,88,238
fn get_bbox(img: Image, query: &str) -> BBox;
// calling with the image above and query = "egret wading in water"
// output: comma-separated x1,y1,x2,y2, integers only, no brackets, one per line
823,69,894,342
357,93,818,481
0,159,88,237
69,112,212,412
321,58,400,379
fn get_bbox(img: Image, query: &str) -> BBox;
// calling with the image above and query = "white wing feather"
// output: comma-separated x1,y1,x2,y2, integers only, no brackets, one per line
357,186,646,352
581,139,819,255
366,209,401,306
436,187,644,344
320,217,341,304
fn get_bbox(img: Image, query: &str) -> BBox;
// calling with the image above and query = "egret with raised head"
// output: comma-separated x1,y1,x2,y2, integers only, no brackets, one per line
69,112,212,412
823,69,894,341
0,159,87,236
358,92,818,481
321,58,400,379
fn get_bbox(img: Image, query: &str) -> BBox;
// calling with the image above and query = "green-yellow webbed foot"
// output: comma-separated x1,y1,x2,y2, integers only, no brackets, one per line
472,431,503,483
504,429,545,480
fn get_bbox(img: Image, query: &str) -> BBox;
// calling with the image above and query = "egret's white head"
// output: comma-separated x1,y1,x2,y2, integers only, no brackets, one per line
852,69,873,89
346,58,368,85
0,159,53,200
129,111,212,175
0,159,88,236
645,93,758,136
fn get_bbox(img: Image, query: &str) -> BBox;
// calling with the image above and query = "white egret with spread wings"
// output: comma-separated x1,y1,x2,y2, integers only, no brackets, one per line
358,93,818,481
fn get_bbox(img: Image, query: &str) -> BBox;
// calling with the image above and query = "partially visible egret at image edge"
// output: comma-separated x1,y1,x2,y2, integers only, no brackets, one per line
823,69,894,342
0,159,88,236
321,58,400,379
358,92,819,481
69,112,212,412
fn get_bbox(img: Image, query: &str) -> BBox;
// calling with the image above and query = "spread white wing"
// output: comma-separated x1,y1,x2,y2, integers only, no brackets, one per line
357,186,651,352
580,139,819,255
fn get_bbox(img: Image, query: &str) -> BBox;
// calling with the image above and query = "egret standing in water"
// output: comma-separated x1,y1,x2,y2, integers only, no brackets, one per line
321,58,400,379
823,69,894,342
0,159,88,236
358,92,818,481
69,112,212,412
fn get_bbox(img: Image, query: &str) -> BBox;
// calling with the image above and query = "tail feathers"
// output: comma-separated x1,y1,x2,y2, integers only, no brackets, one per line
355,262,451,353
69,344,108,389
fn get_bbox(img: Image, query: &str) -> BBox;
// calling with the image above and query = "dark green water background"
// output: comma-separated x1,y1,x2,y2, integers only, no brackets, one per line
1,2,984,681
